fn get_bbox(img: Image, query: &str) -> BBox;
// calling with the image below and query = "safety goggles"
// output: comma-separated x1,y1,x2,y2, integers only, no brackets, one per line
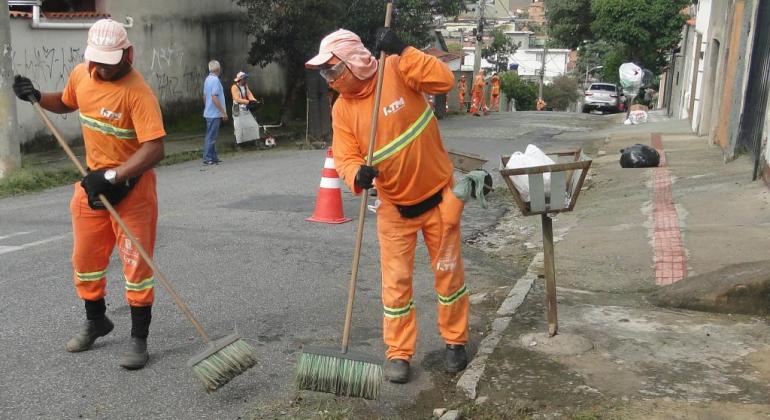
319,61,348,82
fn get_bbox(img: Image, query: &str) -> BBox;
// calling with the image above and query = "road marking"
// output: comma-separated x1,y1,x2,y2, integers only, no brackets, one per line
650,133,687,285
0,231,33,240
0,235,68,256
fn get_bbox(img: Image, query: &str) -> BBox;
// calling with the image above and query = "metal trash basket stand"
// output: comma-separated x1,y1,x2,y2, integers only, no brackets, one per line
447,149,488,173
499,149,592,336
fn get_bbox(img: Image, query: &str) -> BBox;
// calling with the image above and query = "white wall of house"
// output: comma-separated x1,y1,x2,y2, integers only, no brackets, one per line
11,0,286,145
509,49,570,81
461,49,496,71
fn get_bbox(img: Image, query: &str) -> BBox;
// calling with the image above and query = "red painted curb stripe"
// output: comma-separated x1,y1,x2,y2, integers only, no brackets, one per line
651,133,686,285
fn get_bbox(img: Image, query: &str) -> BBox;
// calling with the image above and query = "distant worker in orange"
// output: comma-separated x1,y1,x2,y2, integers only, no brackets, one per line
306,28,469,385
457,75,467,112
490,72,501,112
469,68,487,115
12,19,165,370
536,97,547,111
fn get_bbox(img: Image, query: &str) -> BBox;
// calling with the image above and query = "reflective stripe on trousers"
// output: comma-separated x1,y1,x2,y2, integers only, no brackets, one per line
377,184,469,361
70,170,158,307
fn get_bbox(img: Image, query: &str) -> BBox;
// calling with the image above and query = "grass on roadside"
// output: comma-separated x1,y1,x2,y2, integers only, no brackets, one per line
1,135,306,199
0,167,81,198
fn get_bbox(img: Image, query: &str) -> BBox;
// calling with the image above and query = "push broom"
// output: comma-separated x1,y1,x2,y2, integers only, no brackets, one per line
295,1,395,400
27,97,257,392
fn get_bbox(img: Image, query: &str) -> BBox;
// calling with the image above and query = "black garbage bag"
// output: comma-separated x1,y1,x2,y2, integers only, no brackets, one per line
619,144,660,168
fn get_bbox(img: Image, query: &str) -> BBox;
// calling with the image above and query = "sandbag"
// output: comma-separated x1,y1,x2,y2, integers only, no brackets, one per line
619,144,660,168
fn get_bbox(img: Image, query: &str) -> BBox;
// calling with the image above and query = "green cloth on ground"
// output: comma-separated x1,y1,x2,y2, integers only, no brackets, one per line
453,170,489,209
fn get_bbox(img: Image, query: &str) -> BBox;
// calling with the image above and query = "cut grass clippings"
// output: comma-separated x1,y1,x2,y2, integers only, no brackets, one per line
0,167,81,198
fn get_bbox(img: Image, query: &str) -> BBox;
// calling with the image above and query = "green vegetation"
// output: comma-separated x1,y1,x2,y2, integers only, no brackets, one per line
543,75,581,110
592,0,689,72
483,28,519,73
0,167,81,198
500,73,538,111
549,0,690,81
545,0,594,50
237,0,461,121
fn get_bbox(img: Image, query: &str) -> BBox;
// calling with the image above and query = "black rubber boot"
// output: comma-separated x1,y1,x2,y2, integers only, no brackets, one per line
119,337,148,370
119,306,151,370
65,299,114,352
445,344,468,373
384,359,410,384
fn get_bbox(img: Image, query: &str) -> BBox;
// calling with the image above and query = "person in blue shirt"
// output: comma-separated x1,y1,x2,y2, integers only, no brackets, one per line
202,60,228,165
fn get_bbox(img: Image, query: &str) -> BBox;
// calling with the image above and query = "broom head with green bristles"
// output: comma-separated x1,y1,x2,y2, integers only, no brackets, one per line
187,333,258,392
296,345,383,400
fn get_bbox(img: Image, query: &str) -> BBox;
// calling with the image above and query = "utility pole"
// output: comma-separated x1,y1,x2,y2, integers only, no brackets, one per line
473,0,486,78
0,0,20,179
538,31,548,99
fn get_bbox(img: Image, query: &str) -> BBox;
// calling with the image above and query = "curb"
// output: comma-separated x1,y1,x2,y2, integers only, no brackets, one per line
456,252,541,400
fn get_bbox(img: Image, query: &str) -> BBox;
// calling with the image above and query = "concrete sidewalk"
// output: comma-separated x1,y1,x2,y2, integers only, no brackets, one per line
456,116,770,418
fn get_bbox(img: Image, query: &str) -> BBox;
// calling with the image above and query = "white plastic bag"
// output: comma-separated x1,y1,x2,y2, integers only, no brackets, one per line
619,62,643,90
505,144,556,202
629,110,648,124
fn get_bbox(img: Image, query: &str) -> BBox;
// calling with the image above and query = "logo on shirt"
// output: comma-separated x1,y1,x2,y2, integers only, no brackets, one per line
383,97,406,116
100,107,122,121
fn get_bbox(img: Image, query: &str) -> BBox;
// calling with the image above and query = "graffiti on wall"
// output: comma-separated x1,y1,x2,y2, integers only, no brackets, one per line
14,46,82,91
148,45,207,103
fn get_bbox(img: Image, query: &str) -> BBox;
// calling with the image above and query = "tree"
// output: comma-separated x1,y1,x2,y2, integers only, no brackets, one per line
500,72,538,111
545,0,594,50
591,0,689,73
237,0,461,121
543,75,581,110
482,28,518,73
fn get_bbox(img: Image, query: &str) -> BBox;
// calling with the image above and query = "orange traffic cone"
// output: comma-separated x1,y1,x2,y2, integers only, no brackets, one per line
306,148,352,224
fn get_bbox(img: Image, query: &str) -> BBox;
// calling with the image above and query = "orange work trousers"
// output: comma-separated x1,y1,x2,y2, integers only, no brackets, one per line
70,170,158,307
469,89,486,115
490,94,500,112
458,92,466,111
376,184,469,361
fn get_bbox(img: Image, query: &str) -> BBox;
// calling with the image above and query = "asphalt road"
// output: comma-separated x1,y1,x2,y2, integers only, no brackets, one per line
0,111,610,419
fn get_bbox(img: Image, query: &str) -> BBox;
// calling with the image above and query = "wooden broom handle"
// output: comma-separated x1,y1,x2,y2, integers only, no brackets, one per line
30,101,212,343
341,1,393,353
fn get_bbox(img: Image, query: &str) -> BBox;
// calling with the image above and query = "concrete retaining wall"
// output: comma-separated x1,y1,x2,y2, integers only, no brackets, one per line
11,0,285,145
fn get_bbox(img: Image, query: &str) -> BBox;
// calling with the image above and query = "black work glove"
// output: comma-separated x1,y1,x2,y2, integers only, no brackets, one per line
354,165,379,190
375,28,407,56
247,100,258,111
81,170,112,198
13,75,41,103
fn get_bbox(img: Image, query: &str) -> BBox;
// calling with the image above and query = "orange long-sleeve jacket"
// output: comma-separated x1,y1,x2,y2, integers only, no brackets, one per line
332,47,455,206
472,74,485,95
491,75,500,95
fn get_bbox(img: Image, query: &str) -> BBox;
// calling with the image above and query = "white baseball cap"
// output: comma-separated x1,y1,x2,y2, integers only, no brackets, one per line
84,19,132,65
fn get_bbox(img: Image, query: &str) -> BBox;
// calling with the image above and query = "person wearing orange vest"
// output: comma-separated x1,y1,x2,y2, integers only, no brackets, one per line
306,28,469,384
490,72,501,112
537,97,547,111
12,19,165,370
457,75,467,112
469,69,486,115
